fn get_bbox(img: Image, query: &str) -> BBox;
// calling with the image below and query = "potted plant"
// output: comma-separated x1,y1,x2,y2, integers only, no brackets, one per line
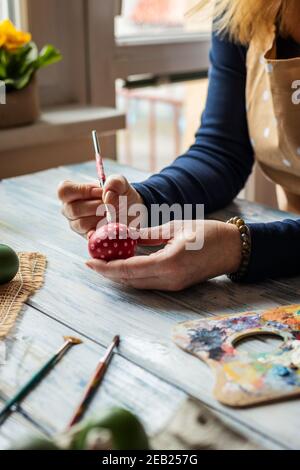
0,19,62,129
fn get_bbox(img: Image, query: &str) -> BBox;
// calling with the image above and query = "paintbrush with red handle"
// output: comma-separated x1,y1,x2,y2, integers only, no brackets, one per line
67,335,120,428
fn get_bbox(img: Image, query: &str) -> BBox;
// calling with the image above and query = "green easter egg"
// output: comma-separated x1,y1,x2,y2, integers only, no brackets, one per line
0,244,19,285
15,437,60,450
92,407,150,450
72,407,150,450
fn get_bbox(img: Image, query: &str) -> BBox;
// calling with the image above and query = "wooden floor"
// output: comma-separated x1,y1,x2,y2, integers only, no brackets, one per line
0,160,300,450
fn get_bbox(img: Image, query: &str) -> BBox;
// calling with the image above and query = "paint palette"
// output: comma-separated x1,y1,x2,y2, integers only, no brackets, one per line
173,305,300,407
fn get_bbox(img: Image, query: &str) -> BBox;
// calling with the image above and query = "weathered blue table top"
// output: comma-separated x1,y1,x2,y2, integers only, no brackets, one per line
0,160,299,450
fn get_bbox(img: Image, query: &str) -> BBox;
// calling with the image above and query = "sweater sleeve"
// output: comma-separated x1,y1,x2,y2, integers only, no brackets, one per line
245,219,300,282
133,31,254,216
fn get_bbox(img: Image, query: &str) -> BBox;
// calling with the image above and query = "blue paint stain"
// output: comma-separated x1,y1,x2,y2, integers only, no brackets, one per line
223,315,260,332
272,365,290,377
265,320,287,331
188,326,226,360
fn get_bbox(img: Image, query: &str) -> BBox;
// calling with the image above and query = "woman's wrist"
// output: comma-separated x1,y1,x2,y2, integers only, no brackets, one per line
133,188,144,206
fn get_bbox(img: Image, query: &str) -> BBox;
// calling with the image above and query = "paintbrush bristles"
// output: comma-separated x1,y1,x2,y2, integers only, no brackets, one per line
113,335,120,348
64,336,83,345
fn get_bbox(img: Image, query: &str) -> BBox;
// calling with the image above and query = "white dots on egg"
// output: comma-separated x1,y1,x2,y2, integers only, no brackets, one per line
282,159,292,168
265,63,273,73
262,90,270,101
88,223,137,261
259,54,265,65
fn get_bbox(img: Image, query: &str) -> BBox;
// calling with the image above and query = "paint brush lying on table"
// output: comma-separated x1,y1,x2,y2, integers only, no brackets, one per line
0,336,82,426
68,335,120,428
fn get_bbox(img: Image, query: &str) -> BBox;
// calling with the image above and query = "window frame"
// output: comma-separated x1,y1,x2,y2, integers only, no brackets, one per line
25,0,211,109
26,0,88,107
87,0,210,106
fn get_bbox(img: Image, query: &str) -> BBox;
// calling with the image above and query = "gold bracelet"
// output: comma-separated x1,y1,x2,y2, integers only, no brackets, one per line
226,217,251,282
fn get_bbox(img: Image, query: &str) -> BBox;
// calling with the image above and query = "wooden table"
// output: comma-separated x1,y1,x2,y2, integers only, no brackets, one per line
0,160,299,450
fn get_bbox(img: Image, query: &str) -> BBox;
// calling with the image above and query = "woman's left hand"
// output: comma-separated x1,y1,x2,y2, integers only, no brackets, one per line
86,220,242,291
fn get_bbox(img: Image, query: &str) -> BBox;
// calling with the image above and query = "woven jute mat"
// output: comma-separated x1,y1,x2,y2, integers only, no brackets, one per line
0,252,46,339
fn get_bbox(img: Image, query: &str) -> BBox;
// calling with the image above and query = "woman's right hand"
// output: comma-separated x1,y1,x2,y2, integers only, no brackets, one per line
57,175,144,238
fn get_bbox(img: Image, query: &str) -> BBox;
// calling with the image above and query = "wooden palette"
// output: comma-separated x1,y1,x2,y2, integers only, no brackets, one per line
173,305,300,407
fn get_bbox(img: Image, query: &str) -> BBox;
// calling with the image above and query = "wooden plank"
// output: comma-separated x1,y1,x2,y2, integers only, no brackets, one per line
0,106,125,152
26,0,88,107
87,0,116,109
114,38,210,80
0,304,185,440
0,109,125,178
0,397,46,450
1,162,300,449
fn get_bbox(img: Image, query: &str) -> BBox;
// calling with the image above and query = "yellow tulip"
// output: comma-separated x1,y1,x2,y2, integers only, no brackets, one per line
0,32,6,47
0,19,31,51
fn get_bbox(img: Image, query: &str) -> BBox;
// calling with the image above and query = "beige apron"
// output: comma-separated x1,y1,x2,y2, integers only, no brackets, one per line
246,26,300,213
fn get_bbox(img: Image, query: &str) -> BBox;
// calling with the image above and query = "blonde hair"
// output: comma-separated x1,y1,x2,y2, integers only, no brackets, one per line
190,0,300,45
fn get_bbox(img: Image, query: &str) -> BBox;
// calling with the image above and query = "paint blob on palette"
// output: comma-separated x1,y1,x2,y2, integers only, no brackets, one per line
173,304,300,407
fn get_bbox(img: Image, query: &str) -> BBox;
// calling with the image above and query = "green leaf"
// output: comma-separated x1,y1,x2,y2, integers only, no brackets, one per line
35,45,62,69
19,42,38,74
0,49,7,78
19,42,38,63
4,67,35,90
0,62,6,79
0,42,61,90
0,47,10,67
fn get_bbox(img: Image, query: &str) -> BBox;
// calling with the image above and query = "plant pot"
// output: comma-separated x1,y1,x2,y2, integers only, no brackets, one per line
0,76,40,129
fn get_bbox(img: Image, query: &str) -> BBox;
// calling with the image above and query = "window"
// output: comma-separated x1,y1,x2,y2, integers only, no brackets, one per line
87,0,211,106
117,78,209,173
116,0,212,41
114,1,211,172
0,0,22,26
0,0,9,20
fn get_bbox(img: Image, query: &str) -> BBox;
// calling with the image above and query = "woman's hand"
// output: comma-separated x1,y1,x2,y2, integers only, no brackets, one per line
57,175,144,238
86,220,242,291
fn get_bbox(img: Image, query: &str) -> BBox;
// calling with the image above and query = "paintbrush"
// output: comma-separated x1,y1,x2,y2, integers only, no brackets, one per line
0,336,82,426
92,130,112,223
68,335,120,428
